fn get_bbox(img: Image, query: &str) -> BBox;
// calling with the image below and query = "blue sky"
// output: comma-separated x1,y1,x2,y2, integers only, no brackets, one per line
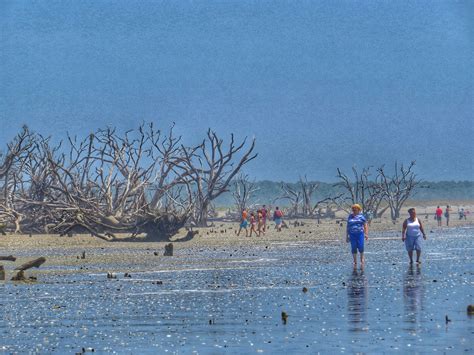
1,0,472,181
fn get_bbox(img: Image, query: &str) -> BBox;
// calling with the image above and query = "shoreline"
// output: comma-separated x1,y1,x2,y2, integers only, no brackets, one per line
1,207,472,278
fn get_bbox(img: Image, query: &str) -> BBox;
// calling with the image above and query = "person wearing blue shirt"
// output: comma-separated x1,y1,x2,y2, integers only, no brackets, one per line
346,204,368,268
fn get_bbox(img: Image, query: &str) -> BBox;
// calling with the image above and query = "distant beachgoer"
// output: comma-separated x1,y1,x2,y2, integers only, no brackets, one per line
402,208,427,264
249,212,258,237
273,207,283,232
261,205,268,233
445,205,451,226
257,209,264,236
459,208,466,220
346,204,368,268
237,208,249,237
435,206,443,227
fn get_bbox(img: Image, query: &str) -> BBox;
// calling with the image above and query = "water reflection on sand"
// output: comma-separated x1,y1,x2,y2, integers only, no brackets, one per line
403,265,425,332
347,269,368,332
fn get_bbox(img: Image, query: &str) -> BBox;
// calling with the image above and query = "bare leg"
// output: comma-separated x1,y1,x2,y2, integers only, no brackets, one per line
408,250,414,264
352,253,357,267
416,250,421,263
360,253,365,267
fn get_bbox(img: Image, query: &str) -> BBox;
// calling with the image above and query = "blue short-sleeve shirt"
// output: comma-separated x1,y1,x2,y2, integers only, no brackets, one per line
347,213,367,235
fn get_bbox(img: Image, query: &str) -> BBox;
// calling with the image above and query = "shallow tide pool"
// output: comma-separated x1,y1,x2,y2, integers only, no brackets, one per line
1,227,473,353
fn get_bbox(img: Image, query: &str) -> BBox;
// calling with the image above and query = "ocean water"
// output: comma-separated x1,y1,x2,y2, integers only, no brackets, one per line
1,227,473,353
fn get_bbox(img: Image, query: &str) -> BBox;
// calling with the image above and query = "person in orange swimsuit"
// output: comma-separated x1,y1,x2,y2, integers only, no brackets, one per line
237,208,249,237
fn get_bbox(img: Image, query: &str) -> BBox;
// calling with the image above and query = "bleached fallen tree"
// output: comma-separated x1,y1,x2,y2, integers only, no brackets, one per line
275,177,333,218
232,173,259,218
378,161,421,220
335,166,388,218
181,129,257,226
299,176,319,217
335,163,420,221
0,126,34,233
277,183,301,217
0,124,257,239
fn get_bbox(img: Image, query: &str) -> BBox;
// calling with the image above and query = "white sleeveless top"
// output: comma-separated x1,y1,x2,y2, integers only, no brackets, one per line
406,218,421,237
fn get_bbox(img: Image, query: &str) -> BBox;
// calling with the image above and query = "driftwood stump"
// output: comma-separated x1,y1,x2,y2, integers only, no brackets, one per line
11,270,27,281
0,265,4,281
164,243,173,256
11,257,46,281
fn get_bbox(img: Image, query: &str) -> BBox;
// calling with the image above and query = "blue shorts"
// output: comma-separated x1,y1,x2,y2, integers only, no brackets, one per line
349,232,364,254
240,220,248,228
405,234,422,251
274,218,282,225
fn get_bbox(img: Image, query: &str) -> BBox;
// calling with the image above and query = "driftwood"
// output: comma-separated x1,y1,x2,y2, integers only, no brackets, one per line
0,265,4,281
15,257,46,271
10,257,46,282
0,255,16,261
336,166,384,216
232,173,259,217
10,270,37,282
378,161,421,220
182,129,257,226
0,124,259,240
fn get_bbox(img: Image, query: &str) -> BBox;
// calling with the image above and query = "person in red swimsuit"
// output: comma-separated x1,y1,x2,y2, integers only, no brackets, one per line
435,206,443,227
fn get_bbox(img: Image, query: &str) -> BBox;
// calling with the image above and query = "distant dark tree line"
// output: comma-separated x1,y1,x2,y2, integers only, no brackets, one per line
0,124,256,240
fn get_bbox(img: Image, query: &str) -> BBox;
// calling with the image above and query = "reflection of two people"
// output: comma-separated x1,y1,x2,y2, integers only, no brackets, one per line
403,265,424,330
347,269,368,332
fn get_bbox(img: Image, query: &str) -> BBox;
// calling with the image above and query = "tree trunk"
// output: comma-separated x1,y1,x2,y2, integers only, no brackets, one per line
375,205,390,218
390,207,400,221
394,207,401,219
196,202,209,227
14,214,22,234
